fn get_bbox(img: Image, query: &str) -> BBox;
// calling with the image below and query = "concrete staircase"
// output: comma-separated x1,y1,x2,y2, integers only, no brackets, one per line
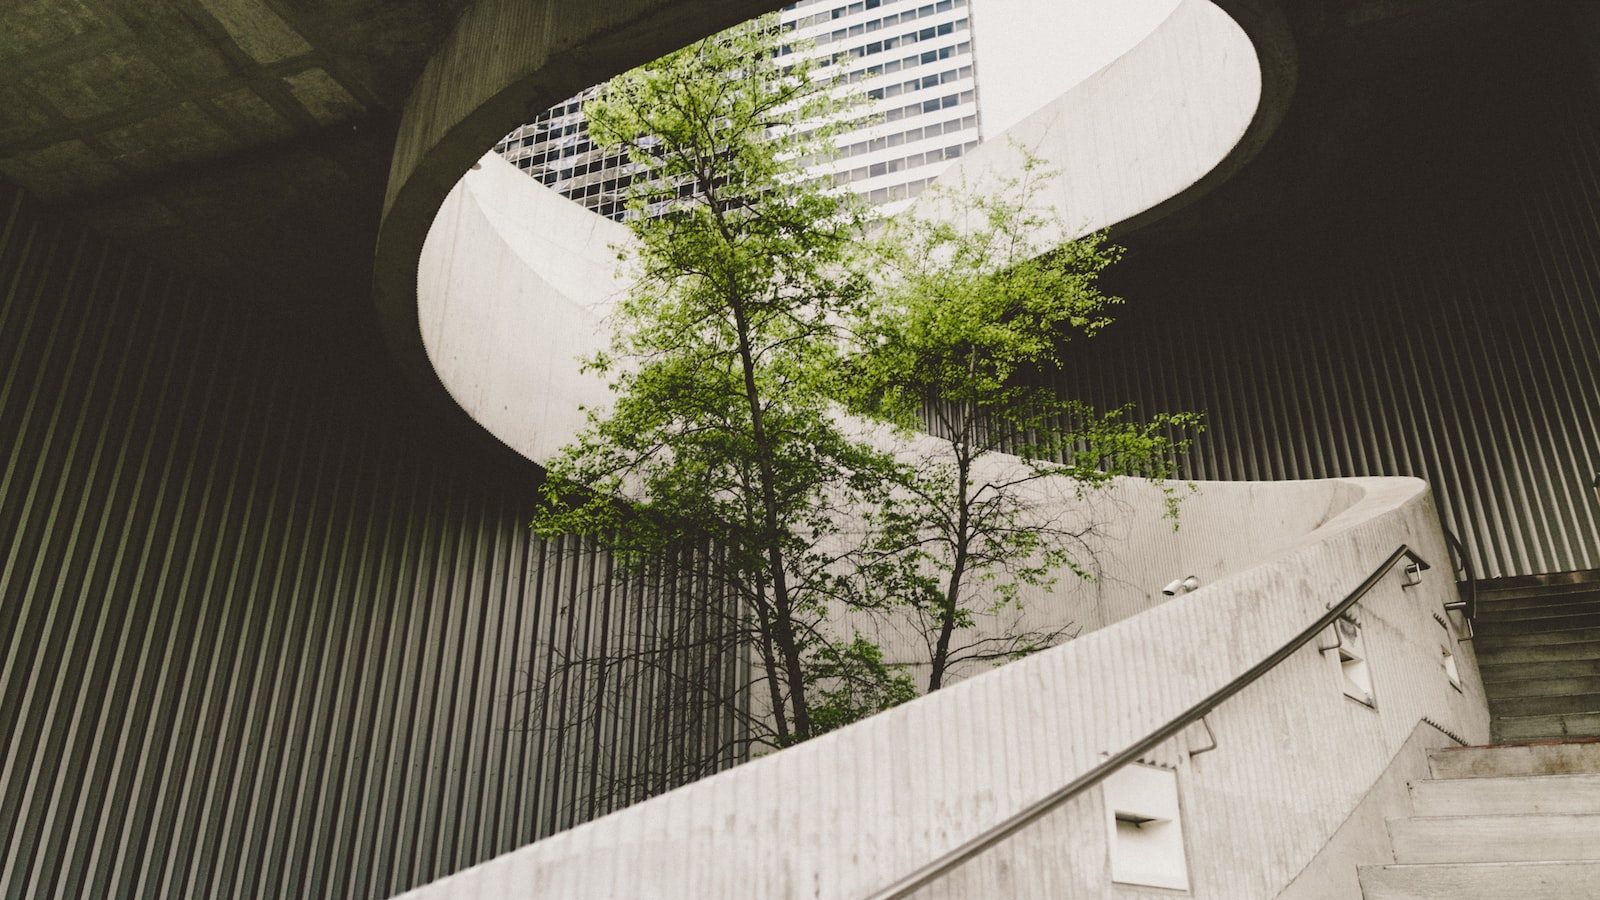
1473,573,1600,742
1358,740,1600,898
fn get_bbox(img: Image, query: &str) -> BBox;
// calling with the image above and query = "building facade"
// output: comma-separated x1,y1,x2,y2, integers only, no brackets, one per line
493,0,981,218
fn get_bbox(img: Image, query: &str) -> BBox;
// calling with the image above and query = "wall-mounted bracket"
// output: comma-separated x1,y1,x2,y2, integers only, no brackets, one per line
1402,561,1424,587
1187,715,1217,758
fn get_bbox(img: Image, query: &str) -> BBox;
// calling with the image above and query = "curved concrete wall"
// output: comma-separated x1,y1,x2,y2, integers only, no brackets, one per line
914,0,1260,242
384,1,1490,896
374,0,787,412
395,6,1490,890
379,0,1297,446
419,157,626,467
420,154,1373,667
396,476,1485,899
418,0,1272,469
408,0,1303,669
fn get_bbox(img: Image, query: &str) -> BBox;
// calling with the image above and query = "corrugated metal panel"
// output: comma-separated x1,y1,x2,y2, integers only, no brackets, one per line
1051,76,1600,581
0,183,722,900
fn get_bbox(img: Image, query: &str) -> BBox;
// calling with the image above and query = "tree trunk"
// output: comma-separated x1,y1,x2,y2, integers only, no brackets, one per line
928,451,973,692
727,291,812,740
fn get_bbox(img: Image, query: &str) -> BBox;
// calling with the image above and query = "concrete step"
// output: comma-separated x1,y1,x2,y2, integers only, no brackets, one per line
1480,658,1600,682
1477,639,1600,664
1479,580,1600,602
1484,673,1600,695
1477,576,1600,602
1494,712,1600,743
1474,612,1600,635
1358,861,1600,899
1475,627,1600,650
1487,690,1600,717
1477,596,1600,621
1389,813,1600,864
1428,740,1600,779
1409,773,1600,816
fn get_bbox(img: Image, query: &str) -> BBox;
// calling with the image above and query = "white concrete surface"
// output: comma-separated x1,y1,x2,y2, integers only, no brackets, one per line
1359,861,1600,900
915,0,1261,243
973,0,1180,139
1361,741,1600,898
398,1,1495,895
1428,741,1600,779
1275,723,1461,900
1409,772,1600,817
387,472,1488,898
1390,814,1600,864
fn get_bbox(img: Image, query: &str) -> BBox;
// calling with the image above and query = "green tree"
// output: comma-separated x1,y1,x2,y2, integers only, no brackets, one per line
848,156,1202,691
532,16,902,767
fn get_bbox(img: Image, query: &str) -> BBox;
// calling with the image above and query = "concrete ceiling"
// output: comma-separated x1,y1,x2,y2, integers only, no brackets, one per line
0,0,466,198
0,0,1560,319
0,0,469,304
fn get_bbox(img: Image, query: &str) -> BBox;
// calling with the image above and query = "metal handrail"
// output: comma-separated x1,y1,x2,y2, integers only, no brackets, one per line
1442,529,1477,623
865,544,1430,900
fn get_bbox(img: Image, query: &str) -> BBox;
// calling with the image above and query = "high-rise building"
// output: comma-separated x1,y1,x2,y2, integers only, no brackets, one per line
494,0,982,219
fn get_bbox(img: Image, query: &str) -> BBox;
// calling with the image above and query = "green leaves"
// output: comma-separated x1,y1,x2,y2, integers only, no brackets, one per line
805,636,918,737
534,15,894,747
531,22,1203,764
846,152,1203,690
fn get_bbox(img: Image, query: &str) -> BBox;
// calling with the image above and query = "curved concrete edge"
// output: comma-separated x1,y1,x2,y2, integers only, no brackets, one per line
392,474,1489,899
374,0,1296,443
1110,0,1296,237
373,0,788,414
418,154,628,465
421,154,1382,632
415,161,1494,897
914,0,1289,241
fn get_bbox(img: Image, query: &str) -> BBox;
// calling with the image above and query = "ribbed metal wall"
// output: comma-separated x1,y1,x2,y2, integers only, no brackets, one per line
1060,51,1600,581
0,182,724,900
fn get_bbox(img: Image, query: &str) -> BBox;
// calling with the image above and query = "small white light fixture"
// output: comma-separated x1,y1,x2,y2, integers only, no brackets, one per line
1161,575,1200,597
1106,764,1190,891
1437,615,1462,689
1331,616,1376,707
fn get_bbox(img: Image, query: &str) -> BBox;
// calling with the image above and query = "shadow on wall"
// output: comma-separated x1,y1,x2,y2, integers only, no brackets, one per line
0,182,668,900
1060,22,1600,579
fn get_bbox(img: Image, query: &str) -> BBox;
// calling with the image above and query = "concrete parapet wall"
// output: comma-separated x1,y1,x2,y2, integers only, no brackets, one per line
394,475,1486,898
390,2,1492,896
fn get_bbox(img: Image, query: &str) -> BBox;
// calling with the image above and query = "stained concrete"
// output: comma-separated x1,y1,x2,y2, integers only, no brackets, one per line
1276,723,1461,900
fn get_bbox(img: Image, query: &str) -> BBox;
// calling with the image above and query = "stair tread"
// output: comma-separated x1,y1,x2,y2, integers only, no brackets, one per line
1369,860,1600,867
1388,813,1600,864
1493,712,1600,743
1487,692,1600,718
1479,585,1600,604
1479,602,1600,623
1477,640,1600,663
1481,659,1600,679
1478,608,1600,623
1484,674,1600,694
1475,614,1600,636
1478,579,1600,600
1397,812,1600,822
1476,572,1600,596
1493,708,1600,722
1359,860,1600,900
1409,773,1600,817
1428,740,1600,778
1477,628,1600,649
